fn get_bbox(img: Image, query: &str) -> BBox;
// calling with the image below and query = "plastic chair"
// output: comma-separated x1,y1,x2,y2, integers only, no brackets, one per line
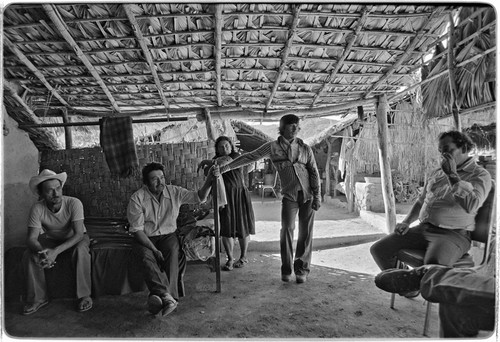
389,181,495,336
261,172,279,203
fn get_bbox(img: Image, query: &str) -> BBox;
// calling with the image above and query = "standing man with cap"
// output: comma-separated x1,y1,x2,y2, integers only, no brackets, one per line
216,114,321,284
23,169,92,315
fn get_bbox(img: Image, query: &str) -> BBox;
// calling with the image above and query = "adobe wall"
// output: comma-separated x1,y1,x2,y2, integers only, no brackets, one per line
3,113,40,249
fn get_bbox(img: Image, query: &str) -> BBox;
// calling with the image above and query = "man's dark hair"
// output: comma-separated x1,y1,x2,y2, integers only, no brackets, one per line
142,162,165,185
214,136,236,157
439,131,475,153
278,114,300,135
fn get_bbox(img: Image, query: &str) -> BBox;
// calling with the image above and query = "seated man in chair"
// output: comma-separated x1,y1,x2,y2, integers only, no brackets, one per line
23,169,92,315
370,131,491,297
127,162,214,317
375,237,496,337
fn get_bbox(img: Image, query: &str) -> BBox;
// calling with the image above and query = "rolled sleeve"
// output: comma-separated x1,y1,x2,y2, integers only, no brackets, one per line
127,195,145,233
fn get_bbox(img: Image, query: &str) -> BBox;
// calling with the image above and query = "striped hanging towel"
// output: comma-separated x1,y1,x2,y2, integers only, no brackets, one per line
99,116,139,177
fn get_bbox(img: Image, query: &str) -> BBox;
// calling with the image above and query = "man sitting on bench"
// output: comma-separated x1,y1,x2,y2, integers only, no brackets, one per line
22,169,92,315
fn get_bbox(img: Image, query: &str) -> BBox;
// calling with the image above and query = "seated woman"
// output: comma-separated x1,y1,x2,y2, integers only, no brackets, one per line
198,136,256,270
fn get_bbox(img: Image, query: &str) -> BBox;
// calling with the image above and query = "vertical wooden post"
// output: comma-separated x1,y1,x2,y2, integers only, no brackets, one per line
61,108,73,149
376,94,397,233
212,174,222,293
447,13,461,131
324,138,333,199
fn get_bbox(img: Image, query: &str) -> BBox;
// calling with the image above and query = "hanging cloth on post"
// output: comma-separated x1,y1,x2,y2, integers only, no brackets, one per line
99,116,139,177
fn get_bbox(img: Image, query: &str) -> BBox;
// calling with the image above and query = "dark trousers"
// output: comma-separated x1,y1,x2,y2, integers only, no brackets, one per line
22,234,92,303
280,191,315,276
370,222,471,270
132,233,186,300
420,266,495,337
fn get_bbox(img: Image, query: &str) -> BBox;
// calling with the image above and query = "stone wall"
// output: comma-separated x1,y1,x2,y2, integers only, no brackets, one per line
40,141,215,218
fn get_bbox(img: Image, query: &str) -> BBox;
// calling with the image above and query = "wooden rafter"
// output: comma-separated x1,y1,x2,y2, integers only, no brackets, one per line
265,5,301,110
214,4,223,107
123,4,169,115
3,36,71,109
42,4,121,113
363,6,446,99
311,6,371,107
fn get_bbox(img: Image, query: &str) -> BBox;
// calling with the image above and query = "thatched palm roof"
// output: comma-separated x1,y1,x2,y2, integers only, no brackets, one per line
2,3,495,150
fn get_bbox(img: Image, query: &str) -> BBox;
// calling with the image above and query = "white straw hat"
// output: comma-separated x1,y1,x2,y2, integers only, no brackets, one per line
29,169,67,195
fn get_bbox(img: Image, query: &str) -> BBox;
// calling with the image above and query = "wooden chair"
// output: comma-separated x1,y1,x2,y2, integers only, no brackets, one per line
261,172,279,203
389,181,495,336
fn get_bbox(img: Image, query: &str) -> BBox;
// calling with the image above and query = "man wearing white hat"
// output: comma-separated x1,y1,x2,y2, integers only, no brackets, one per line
22,169,92,315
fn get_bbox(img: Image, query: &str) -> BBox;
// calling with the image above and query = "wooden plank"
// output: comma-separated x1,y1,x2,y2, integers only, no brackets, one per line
376,94,396,233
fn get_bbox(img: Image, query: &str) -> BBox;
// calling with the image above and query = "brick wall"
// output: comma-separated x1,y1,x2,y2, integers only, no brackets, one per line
40,141,215,218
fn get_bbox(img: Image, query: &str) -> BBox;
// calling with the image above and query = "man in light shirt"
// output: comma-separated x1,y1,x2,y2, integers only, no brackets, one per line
127,162,214,316
370,131,492,298
216,114,321,284
23,169,92,315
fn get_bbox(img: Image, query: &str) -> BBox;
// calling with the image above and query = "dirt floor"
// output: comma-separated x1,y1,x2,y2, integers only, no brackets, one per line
3,195,448,340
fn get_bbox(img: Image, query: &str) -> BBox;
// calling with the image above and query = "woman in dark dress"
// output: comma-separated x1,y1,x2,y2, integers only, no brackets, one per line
200,136,256,270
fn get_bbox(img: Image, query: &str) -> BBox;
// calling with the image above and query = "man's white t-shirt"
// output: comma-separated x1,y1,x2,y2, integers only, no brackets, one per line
28,196,85,240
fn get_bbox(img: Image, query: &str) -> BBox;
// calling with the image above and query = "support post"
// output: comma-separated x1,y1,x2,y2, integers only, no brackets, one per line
61,108,73,149
376,94,397,233
212,174,221,293
447,13,461,131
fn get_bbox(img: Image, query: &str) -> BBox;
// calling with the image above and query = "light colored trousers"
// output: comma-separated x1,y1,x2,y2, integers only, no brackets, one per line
22,234,92,304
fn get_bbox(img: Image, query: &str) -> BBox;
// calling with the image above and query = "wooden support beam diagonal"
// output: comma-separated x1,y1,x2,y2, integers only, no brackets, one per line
311,6,371,107
4,36,71,110
42,4,121,113
363,6,446,99
214,4,223,107
123,4,169,115
265,5,301,110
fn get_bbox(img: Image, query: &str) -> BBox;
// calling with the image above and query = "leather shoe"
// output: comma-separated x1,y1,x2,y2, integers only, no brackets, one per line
281,274,292,282
160,293,178,317
375,267,428,294
147,295,163,315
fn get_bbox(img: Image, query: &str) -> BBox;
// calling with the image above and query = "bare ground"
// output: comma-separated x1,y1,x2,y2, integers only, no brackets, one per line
3,196,441,339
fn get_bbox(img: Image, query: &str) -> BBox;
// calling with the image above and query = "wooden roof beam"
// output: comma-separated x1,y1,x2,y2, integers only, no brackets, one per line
265,5,301,110
42,4,121,113
311,6,371,107
123,4,169,116
214,4,223,107
363,6,446,99
4,36,71,110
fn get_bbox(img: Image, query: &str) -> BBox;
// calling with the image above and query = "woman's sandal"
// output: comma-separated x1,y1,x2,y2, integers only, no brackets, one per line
234,258,248,268
222,260,234,271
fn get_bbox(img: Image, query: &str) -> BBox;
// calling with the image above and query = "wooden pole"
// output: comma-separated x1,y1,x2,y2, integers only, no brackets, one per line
60,108,73,149
212,174,222,293
447,12,461,131
376,94,397,233
324,138,332,199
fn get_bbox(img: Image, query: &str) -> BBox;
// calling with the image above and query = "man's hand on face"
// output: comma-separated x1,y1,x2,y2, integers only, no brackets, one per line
440,152,458,176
